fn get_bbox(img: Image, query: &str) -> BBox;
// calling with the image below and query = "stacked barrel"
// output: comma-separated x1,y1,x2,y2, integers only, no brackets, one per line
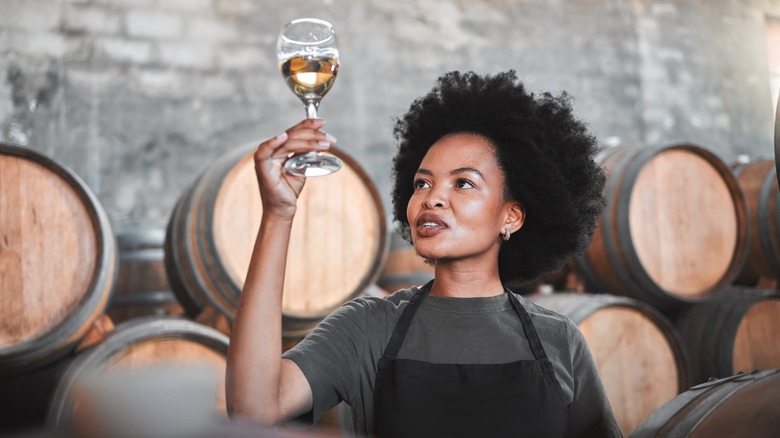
371,142,780,436
529,143,780,436
0,144,231,436
4,137,780,437
0,141,387,436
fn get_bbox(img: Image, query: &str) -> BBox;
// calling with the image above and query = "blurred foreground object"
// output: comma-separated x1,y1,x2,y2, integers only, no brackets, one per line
47,318,229,433
71,365,219,438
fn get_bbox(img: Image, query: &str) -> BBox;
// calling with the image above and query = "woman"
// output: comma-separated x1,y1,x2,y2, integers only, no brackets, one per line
227,71,622,437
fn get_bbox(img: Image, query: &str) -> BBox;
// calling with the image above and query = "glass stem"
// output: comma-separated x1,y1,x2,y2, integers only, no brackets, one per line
305,100,320,119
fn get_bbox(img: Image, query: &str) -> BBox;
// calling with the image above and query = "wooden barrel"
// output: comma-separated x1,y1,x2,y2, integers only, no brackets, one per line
533,293,689,436
0,143,117,374
575,144,749,310
632,368,780,437
165,145,388,337
675,287,780,385
377,229,434,293
732,160,780,284
108,230,184,323
46,317,229,430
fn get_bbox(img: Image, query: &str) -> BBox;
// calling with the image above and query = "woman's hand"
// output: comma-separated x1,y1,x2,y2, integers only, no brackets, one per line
253,118,335,219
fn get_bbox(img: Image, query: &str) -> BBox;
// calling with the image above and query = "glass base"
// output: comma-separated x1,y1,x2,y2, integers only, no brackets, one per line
284,151,342,177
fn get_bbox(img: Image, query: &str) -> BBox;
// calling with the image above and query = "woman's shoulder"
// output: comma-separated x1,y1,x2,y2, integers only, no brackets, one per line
512,292,574,322
306,286,418,352
335,285,417,319
353,285,417,306
510,292,581,343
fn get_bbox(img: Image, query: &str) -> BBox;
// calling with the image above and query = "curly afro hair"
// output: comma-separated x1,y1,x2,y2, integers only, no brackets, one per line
391,70,606,286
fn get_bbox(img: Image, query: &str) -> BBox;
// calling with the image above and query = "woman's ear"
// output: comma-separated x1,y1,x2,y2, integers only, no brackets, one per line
505,202,525,234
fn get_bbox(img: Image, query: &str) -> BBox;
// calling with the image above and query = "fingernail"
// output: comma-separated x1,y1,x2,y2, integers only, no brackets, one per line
312,118,325,125
317,140,331,149
325,133,337,144
276,132,288,141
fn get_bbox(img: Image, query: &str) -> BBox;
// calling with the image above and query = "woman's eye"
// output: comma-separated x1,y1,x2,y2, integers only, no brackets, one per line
455,178,474,189
414,179,430,189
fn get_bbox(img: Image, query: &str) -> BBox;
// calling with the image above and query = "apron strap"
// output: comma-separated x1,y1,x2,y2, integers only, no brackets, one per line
380,280,433,360
505,290,551,363
506,290,562,386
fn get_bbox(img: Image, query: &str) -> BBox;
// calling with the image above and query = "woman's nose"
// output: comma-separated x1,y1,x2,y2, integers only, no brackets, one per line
423,191,448,209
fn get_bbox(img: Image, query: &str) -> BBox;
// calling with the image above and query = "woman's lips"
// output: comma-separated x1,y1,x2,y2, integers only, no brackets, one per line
416,223,447,237
415,214,448,237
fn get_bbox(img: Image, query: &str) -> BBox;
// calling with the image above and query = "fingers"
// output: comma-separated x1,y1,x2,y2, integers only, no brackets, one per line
255,119,336,161
282,119,336,155
291,118,326,130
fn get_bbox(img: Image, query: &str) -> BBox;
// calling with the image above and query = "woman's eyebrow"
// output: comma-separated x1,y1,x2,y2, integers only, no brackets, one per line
415,167,484,179
451,167,484,179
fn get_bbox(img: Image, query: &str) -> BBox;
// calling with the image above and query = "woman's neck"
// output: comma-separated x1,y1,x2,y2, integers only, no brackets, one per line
429,260,504,298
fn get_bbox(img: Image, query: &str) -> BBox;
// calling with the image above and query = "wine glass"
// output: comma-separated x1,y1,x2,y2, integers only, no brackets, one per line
277,18,343,177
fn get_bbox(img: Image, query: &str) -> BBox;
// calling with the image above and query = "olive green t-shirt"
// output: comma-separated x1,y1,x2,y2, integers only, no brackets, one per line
282,286,622,437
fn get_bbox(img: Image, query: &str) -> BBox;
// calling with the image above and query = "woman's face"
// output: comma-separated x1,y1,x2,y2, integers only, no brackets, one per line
407,132,521,264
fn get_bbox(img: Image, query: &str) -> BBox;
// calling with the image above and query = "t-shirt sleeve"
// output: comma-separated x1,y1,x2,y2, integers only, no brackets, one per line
282,299,368,423
566,323,624,437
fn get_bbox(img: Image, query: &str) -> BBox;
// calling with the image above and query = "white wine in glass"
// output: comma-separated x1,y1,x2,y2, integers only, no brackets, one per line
277,18,343,177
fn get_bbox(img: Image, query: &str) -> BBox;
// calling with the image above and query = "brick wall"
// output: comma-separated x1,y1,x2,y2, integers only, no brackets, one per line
1,0,779,233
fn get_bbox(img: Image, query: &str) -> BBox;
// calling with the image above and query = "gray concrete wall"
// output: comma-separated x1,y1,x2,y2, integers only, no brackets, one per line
1,0,779,234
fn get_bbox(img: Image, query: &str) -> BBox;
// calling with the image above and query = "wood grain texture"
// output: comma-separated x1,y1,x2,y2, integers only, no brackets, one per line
0,154,98,347
0,144,115,374
629,149,738,297
580,307,679,435
214,151,383,316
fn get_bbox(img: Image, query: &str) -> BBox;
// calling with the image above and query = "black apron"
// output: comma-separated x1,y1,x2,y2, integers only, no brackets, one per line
373,281,568,438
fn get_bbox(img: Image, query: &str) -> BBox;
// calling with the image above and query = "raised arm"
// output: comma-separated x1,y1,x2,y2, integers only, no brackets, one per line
226,118,335,424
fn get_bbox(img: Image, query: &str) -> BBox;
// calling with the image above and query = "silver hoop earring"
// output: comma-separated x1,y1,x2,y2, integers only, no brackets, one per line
502,229,511,241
